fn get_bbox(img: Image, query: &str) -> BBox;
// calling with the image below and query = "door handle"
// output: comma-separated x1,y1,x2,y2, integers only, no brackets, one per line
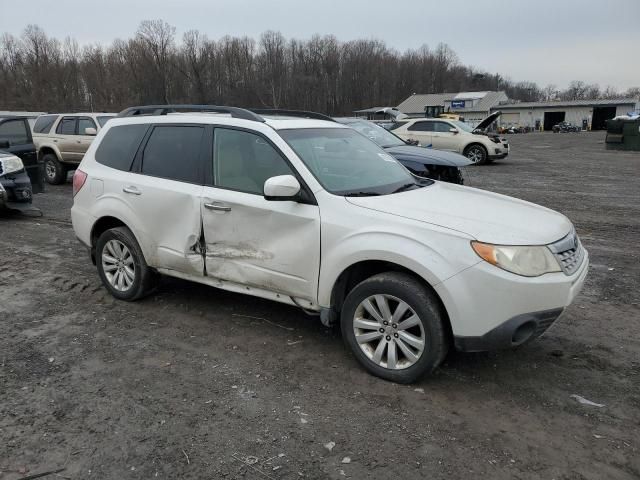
123,186,141,195
204,202,231,212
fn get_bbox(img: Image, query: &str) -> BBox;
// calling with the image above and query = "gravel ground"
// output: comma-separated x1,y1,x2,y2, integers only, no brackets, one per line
1,131,638,479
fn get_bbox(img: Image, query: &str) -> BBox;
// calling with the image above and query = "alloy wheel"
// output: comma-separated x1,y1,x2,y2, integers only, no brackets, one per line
353,294,425,370
45,160,56,180
466,146,485,164
101,239,135,292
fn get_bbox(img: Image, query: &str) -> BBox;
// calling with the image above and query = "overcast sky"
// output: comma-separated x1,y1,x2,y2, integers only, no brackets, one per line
1,0,638,91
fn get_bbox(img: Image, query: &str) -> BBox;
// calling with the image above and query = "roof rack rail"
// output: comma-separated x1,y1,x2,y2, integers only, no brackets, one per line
249,109,336,122
117,105,265,122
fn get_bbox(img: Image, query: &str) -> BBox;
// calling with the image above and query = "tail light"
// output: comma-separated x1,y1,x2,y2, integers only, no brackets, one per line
72,169,88,197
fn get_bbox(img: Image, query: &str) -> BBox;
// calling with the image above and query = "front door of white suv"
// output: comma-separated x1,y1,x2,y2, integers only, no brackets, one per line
201,127,321,304
430,120,460,152
125,124,206,275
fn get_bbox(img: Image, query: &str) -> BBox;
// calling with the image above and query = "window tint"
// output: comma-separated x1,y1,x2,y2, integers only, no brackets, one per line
214,128,294,195
56,117,76,135
33,115,58,134
407,121,434,132
433,122,453,133
97,116,113,127
95,124,148,171
0,119,30,145
141,126,204,183
78,117,97,134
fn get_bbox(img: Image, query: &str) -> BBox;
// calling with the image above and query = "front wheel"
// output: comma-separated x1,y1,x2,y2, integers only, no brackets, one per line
463,144,488,165
341,272,449,383
96,226,158,301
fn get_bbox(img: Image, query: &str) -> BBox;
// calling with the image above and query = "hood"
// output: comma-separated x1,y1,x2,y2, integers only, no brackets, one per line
375,107,408,120
346,181,572,245
385,145,472,167
474,111,501,131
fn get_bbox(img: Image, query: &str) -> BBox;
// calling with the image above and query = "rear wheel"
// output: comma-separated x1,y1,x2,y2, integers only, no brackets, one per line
341,272,448,383
463,144,488,165
43,153,67,184
96,226,158,301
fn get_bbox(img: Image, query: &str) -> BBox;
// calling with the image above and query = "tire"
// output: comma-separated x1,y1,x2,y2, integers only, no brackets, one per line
340,272,449,383
96,226,158,301
463,144,488,165
43,153,67,185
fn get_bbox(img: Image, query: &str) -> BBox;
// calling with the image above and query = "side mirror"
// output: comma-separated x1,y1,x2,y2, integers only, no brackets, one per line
0,140,10,149
84,127,97,136
449,128,459,134
264,175,301,201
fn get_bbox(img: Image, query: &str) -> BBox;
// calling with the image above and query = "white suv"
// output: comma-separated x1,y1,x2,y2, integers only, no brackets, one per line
71,106,588,383
391,113,509,164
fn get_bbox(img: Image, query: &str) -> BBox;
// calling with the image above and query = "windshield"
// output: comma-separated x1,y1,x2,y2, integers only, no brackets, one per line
450,120,474,133
345,120,405,148
279,128,416,196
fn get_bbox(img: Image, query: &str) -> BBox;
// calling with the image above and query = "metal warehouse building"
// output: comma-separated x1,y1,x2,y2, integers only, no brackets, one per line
490,99,640,131
396,91,509,127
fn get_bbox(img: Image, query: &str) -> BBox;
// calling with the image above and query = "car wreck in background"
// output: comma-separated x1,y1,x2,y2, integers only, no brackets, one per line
0,115,43,214
335,117,471,184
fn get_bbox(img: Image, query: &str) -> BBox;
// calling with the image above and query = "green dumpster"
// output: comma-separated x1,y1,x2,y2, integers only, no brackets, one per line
606,118,640,151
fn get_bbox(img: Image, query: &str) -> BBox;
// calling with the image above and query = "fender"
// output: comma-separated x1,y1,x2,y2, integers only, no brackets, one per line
317,227,477,307
37,142,63,162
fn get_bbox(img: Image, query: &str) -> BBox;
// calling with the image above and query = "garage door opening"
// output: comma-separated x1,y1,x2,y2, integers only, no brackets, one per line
591,106,617,130
544,111,565,131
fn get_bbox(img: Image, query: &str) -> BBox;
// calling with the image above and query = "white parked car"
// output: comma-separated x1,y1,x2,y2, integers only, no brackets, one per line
71,106,588,383
391,112,510,164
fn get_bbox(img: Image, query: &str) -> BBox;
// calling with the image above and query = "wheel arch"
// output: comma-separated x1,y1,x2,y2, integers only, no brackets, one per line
38,145,62,161
90,216,136,265
325,259,453,341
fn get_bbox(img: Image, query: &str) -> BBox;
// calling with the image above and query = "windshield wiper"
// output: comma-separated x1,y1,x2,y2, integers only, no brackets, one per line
344,191,382,197
392,183,419,193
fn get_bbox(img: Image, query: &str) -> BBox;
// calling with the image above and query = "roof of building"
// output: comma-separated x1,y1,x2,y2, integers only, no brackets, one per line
494,98,639,110
397,91,508,114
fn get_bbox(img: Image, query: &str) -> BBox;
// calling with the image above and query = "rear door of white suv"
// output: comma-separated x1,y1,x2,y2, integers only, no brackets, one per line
121,123,206,275
200,126,321,303
404,120,433,147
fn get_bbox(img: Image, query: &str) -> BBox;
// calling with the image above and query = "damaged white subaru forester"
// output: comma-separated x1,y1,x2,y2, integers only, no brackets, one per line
71,106,588,383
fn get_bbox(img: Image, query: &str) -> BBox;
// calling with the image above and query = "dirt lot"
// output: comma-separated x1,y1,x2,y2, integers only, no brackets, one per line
1,131,638,479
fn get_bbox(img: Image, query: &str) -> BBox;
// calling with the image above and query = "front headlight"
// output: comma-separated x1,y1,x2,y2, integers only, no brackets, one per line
0,156,25,176
471,241,561,277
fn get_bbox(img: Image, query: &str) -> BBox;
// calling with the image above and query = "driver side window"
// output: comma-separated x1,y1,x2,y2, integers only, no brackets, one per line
213,128,294,195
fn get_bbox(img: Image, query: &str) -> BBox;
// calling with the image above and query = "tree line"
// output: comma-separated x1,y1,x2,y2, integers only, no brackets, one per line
1,21,638,115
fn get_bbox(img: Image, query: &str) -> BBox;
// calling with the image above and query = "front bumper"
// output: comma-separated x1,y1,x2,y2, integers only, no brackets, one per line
434,248,589,352
0,171,39,212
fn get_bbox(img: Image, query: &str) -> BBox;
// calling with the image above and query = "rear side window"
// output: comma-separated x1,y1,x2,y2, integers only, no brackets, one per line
141,126,204,184
0,119,30,145
33,115,58,134
95,124,148,171
408,121,434,132
56,117,77,135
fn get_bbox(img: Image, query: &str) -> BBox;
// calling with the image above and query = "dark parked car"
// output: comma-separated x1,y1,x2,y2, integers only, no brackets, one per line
335,117,471,184
552,121,581,133
0,116,43,213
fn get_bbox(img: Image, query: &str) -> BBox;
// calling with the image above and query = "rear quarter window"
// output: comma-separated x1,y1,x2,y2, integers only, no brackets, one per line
33,115,59,134
95,124,148,171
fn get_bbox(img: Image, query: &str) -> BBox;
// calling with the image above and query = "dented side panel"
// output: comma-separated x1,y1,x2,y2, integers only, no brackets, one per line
201,186,321,304
110,171,205,276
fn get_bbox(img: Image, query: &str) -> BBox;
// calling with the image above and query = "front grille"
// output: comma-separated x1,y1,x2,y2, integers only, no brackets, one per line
548,230,585,276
